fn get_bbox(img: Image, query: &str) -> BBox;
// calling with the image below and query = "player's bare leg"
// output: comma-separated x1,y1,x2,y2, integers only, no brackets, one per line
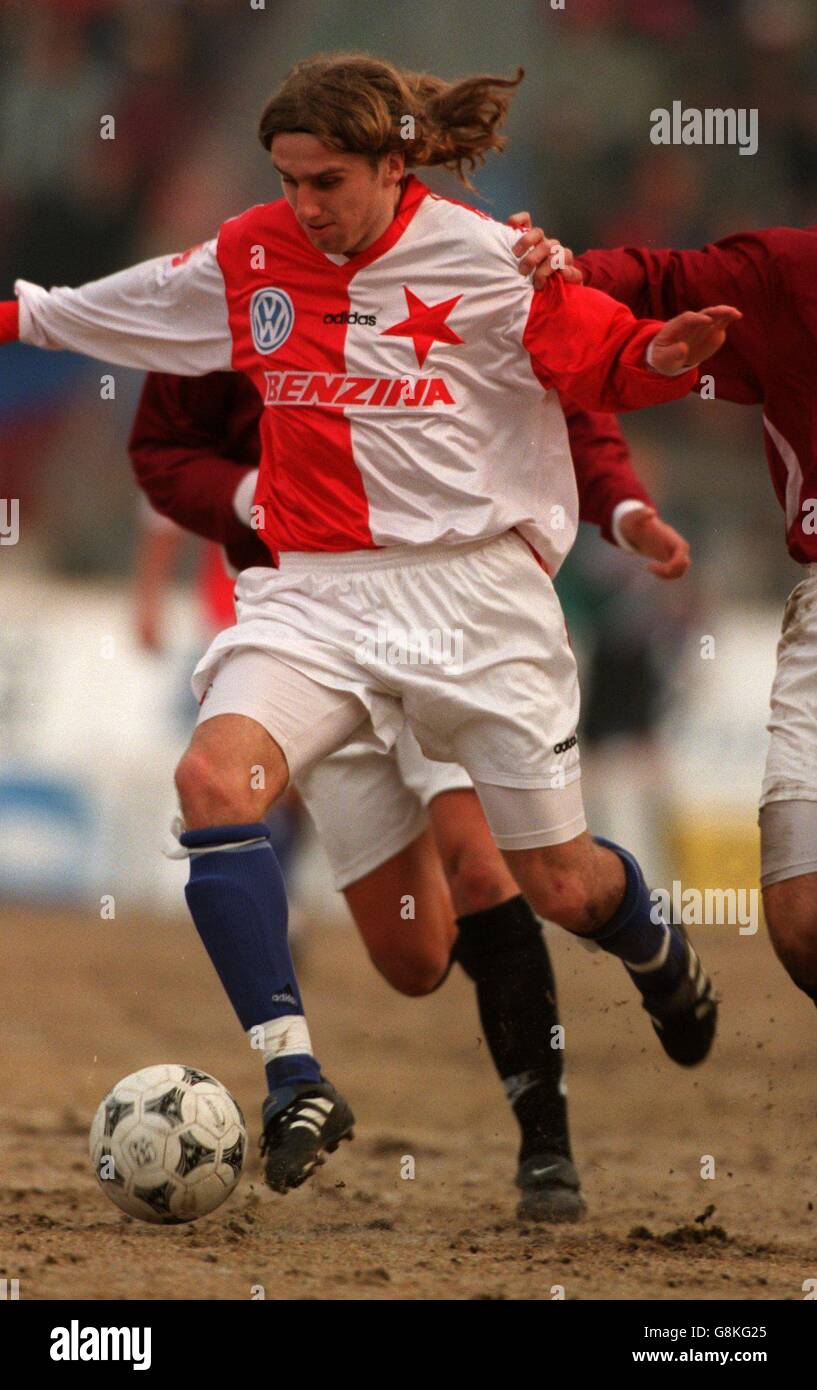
505,831,717,1067
759,799,817,1005
175,712,355,1194
344,826,456,995
504,833,625,931
763,873,817,1000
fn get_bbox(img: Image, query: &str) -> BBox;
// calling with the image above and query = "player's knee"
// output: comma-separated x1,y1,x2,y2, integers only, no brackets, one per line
443,848,510,916
763,880,817,985
174,748,257,827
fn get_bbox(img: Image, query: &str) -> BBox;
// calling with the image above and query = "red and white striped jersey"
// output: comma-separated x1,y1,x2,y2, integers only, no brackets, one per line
15,176,694,572
128,370,655,564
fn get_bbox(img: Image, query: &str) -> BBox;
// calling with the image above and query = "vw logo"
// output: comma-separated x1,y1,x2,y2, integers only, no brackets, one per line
250,287,295,354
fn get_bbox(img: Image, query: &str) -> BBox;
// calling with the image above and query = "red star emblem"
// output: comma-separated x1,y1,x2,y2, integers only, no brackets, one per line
380,287,464,368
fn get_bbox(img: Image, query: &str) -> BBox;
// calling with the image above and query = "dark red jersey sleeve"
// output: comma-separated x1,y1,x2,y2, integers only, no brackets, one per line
522,274,697,412
128,370,271,569
564,404,653,543
574,233,783,405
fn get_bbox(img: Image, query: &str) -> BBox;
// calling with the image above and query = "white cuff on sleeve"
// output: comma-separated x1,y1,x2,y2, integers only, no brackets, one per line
611,498,649,552
233,469,259,527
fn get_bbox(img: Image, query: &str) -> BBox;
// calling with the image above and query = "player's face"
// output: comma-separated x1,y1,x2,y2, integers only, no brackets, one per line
271,133,404,256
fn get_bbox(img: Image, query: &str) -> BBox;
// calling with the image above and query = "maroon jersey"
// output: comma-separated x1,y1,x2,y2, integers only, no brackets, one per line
128,371,268,572
128,371,655,562
577,229,817,563
564,401,652,542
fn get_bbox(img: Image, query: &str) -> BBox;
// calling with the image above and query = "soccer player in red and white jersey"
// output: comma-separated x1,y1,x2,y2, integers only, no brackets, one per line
0,55,737,1193
511,219,817,1017
128,366,688,1220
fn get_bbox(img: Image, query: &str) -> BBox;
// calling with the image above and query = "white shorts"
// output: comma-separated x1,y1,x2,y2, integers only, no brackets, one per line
297,726,472,889
192,532,585,849
761,567,817,807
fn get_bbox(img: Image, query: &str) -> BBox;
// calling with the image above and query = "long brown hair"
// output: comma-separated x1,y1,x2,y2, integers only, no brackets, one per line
258,53,523,188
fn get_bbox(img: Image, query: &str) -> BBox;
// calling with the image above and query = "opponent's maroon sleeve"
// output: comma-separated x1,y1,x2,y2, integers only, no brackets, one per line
575,235,776,405
0,302,19,340
128,371,270,569
522,274,698,412
565,404,653,543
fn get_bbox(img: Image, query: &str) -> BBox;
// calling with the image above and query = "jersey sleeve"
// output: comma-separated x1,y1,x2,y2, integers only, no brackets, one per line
522,275,697,412
128,371,269,568
575,236,774,403
15,240,233,374
0,302,19,340
564,404,653,543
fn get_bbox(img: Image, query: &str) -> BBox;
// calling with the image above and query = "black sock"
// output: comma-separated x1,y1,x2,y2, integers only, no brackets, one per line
455,895,572,1163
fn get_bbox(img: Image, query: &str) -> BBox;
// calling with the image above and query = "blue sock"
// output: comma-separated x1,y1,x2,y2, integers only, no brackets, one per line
266,802,300,888
180,822,321,1090
590,837,686,998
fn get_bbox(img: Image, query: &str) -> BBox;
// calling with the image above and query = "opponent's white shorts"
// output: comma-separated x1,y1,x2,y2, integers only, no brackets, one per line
192,532,585,850
297,726,472,889
761,567,817,808
759,567,817,884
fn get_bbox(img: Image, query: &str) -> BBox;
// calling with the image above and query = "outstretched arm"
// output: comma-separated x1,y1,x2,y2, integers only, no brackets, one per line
574,241,768,405
0,241,232,374
509,215,765,404
522,272,739,413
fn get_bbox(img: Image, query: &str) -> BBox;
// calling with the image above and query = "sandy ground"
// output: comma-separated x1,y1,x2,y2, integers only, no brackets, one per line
1,902,815,1301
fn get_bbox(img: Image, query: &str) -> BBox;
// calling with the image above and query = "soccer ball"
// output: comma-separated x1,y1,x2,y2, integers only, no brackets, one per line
89,1064,247,1224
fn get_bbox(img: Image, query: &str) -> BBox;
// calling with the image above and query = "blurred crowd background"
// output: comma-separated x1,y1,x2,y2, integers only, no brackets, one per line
0,0,813,902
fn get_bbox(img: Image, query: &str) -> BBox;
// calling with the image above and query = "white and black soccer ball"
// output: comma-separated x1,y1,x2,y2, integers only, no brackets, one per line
89,1064,247,1224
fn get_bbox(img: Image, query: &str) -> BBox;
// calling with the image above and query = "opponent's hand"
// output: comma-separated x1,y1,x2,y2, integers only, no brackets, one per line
649,306,741,374
509,212,583,287
618,506,690,579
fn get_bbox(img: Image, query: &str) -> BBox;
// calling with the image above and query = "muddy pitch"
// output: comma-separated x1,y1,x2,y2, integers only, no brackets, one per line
1,905,813,1300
